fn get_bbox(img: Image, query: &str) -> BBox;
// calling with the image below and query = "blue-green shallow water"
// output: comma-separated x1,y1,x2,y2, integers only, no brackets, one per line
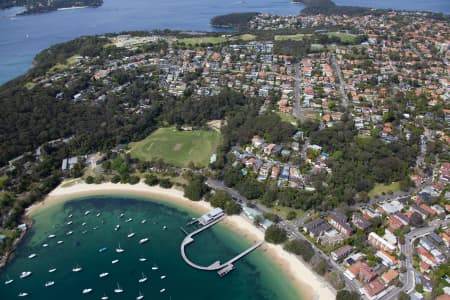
0,195,303,300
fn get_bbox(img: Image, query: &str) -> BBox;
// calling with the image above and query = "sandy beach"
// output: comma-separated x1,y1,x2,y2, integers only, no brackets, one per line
27,180,336,300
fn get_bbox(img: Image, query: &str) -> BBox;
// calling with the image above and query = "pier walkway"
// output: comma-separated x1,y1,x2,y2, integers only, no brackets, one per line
180,216,263,271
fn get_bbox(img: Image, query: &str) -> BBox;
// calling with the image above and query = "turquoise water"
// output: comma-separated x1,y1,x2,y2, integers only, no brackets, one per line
0,195,303,300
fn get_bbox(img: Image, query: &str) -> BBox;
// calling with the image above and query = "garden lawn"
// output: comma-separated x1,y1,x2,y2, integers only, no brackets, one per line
129,127,221,167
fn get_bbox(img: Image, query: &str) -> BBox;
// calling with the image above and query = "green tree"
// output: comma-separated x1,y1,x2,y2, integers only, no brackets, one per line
144,174,159,186
286,211,297,220
129,175,140,185
210,190,232,209
224,201,242,215
111,175,121,183
85,176,94,184
264,225,287,244
159,178,173,189
336,290,360,300
284,239,314,262
184,175,208,201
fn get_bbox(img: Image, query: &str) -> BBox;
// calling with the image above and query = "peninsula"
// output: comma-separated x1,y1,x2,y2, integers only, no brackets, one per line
0,0,103,15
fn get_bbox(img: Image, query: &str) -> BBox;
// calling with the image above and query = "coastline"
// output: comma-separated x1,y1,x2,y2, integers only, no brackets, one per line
26,180,335,300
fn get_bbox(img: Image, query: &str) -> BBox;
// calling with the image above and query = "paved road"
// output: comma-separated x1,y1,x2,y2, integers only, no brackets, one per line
293,62,306,121
382,219,449,300
331,53,348,112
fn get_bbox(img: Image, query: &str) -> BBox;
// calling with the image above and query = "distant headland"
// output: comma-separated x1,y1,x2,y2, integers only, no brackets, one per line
209,0,377,29
0,0,103,15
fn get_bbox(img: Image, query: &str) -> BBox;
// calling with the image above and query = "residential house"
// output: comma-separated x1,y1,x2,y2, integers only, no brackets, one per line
359,263,377,283
363,279,386,299
352,213,371,231
331,245,353,261
303,219,332,238
376,250,398,267
368,232,396,253
411,205,430,219
327,212,353,237
381,269,399,285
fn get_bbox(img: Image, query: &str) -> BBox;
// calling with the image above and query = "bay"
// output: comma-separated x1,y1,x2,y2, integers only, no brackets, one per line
0,195,302,300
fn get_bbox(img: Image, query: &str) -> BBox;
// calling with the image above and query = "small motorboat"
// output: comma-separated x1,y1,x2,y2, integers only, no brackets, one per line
136,291,144,300
48,268,56,273
114,283,124,293
72,265,82,272
19,272,32,279
82,288,93,294
160,275,166,280
18,292,29,297
138,273,148,283
4,276,14,285
28,253,37,259
139,238,149,244
99,272,109,278
112,259,119,264
115,244,124,253
44,281,55,287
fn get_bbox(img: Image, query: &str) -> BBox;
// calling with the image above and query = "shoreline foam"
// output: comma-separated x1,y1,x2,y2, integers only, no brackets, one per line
26,181,335,300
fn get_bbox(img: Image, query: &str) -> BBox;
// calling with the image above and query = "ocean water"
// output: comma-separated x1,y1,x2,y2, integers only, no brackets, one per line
0,195,302,300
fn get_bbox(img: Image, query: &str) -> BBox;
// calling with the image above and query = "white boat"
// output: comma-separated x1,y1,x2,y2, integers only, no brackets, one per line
28,253,37,259
67,221,73,225
84,210,91,216
18,292,29,297
139,238,149,244
160,275,166,280
139,257,147,262
151,265,159,270
72,265,82,272
136,291,144,300
119,213,124,218
162,226,167,230
93,226,98,230
68,214,73,218
99,272,109,278
48,268,56,273
114,225,120,231
111,259,119,264
160,288,166,293
45,281,55,287
127,232,135,238
57,240,64,245
96,213,101,217
125,218,133,223
42,243,49,248
4,276,14,285
101,294,109,300
82,222,87,226
19,272,32,279
115,244,124,253
82,288,93,294
141,219,147,224
114,283,124,293
138,273,148,283
66,230,73,236
48,234,56,239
